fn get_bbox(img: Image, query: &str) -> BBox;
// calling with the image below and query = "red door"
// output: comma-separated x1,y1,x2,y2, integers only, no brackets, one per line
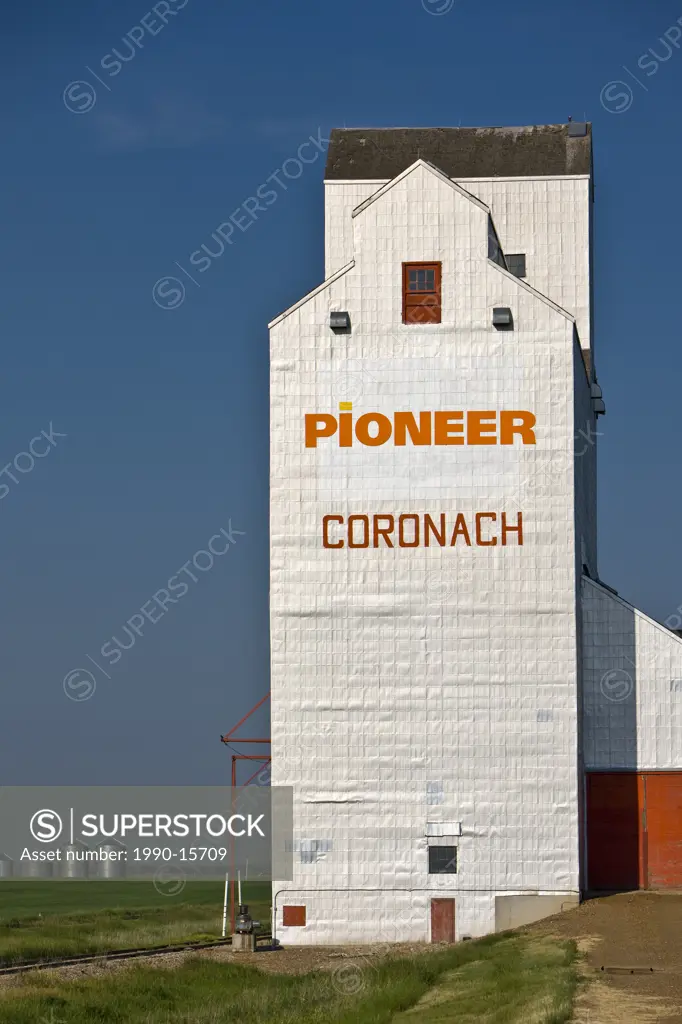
431,899,455,943
644,773,682,889
586,772,682,891
586,773,640,891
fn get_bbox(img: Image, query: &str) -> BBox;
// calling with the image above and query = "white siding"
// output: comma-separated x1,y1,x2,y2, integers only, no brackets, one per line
470,178,592,350
582,578,682,770
325,181,378,279
325,175,592,351
272,161,582,944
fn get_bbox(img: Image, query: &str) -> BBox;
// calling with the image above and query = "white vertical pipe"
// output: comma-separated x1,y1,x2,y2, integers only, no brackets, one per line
238,869,242,906
221,872,229,938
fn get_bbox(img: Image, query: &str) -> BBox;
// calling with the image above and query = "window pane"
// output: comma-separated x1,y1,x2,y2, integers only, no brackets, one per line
403,264,441,323
428,846,458,874
507,254,526,278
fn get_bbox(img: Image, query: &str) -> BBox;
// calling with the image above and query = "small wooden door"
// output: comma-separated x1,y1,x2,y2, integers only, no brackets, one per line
431,898,455,943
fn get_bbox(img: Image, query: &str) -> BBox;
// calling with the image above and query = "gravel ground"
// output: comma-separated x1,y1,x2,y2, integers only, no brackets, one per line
528,891,682,1023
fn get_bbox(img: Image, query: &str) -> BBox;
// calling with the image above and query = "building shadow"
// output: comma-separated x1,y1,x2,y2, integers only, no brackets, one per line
582,580,639,893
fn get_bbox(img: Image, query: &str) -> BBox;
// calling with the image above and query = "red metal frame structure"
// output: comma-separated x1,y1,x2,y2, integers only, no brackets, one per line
221,693,271,931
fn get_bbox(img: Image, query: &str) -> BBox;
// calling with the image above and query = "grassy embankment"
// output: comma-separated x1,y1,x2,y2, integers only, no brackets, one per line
0,932,579,1024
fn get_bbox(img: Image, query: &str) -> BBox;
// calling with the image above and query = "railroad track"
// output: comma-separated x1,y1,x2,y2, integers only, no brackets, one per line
0,933,273,977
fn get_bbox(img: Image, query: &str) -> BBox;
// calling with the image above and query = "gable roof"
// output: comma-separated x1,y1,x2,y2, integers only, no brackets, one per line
488,258,576,323
583,576,682,648
325,124,592,180
351,159,489,219
268,259,355,329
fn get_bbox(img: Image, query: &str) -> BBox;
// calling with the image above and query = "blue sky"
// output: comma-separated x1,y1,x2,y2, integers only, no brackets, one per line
1,0,681,784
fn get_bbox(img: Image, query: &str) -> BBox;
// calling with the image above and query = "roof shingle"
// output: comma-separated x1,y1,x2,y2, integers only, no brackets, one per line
325,124,592,180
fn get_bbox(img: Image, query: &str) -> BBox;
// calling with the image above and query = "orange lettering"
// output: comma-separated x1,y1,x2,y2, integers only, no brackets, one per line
339,412,353,447
373,515,395,548
394,412,432,446
305,414,337,448
467,411,497,445
355,414,392,447
501,512,523,545
323,515,344,549
500,411,536,445
425,514,446,547
475,512,497,546
348,515,370,548
398,514,420,547
450,514,471,546
435,412,464,445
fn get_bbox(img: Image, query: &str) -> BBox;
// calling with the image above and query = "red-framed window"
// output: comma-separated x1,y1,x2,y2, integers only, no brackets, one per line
402,262,442,324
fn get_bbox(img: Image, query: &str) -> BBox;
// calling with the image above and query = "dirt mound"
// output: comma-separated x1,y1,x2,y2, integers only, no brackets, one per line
528,891,682,1023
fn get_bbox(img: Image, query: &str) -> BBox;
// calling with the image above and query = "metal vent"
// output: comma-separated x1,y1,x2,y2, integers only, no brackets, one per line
330,311,351,330
492,307,513,329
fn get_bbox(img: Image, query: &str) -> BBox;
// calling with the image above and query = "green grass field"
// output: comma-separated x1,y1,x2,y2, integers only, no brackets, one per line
0,881,271,965
0,933,579,1024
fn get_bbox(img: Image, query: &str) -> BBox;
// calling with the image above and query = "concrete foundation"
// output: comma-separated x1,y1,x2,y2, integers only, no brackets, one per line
495,894,580,932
